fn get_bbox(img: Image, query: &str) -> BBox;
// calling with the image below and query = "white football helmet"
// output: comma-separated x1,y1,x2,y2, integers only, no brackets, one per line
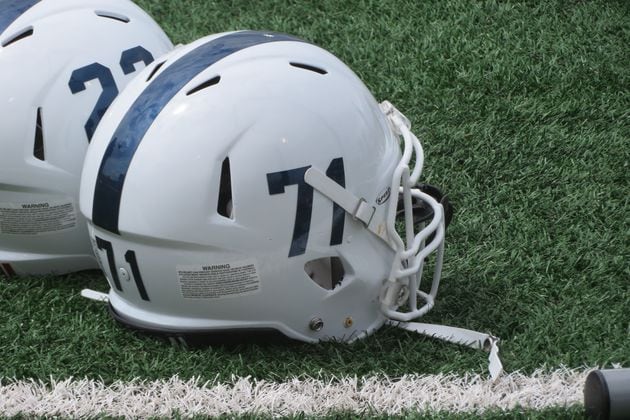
0,0,173,276
80,31,447,343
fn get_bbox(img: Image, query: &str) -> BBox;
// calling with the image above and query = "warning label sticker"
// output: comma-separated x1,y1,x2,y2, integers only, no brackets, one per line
0,200,77,235
177,259,261,299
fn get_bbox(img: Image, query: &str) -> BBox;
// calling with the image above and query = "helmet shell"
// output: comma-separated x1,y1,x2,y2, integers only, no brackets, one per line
81,31,402,342
0,0,173,275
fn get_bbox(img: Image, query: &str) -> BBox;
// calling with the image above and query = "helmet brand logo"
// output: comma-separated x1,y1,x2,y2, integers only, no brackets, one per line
376,187,391,205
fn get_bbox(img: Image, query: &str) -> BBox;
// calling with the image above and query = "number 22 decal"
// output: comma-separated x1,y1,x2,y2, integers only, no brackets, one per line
267,157,345,257
68,46,155,142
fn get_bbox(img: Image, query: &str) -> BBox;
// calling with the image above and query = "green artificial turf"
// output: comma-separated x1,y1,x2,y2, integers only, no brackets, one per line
1,0,628,388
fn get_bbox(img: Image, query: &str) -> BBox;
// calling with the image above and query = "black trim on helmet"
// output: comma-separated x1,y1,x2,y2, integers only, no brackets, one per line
108,303,295,348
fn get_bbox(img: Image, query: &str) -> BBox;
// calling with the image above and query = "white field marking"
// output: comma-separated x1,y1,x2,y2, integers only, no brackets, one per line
1,368,590,418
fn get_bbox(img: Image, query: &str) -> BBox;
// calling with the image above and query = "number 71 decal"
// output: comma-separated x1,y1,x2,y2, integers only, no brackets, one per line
267,157,345,257
95,236,149,301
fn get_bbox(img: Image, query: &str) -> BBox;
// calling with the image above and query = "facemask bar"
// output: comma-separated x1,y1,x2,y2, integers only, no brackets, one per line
303,101,445,321
378,101,446,322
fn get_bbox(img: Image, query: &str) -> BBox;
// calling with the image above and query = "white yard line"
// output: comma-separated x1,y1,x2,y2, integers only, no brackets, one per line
0,368,589,417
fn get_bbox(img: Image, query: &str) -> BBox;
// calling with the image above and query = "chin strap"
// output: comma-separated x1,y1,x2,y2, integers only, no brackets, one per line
304,167,391,243
389,320,503,381
304,167,376,227
80,291,502,379
81,289,109,303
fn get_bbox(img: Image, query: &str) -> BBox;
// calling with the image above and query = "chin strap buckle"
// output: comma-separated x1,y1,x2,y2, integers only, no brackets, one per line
389,320,504,381
353,198,376,226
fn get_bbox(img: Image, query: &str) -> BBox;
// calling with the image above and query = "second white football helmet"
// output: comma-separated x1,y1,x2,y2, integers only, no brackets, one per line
80,31,445,343
0,0,173,276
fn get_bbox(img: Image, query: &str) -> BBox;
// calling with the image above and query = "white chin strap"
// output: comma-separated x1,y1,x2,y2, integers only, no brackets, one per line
81,289,109,302
305,100,502,380
391,321,503,381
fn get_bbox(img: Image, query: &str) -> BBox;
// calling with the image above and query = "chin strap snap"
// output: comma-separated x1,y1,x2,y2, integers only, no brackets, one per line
389,320,503,381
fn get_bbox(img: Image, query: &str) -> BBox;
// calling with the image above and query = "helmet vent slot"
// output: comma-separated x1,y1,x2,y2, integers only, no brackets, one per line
217,157,233,219
146,61,166,82
33,108,45,161
290,62,327,75
305,257,345,290
187,76,221,96
1,27,33,47
95,11,130,23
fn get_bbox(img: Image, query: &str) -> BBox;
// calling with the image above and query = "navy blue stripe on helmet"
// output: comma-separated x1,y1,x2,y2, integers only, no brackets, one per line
92,31,307,234
0,0,39,36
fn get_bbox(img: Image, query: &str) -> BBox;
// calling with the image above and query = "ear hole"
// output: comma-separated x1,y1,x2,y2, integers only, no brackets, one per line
2,27,33,47
33,108,44,161
304,257,345,290
217,157,233,219
187,76,221,95
290,62,327,75
146,61,166,82
95,11,130,23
